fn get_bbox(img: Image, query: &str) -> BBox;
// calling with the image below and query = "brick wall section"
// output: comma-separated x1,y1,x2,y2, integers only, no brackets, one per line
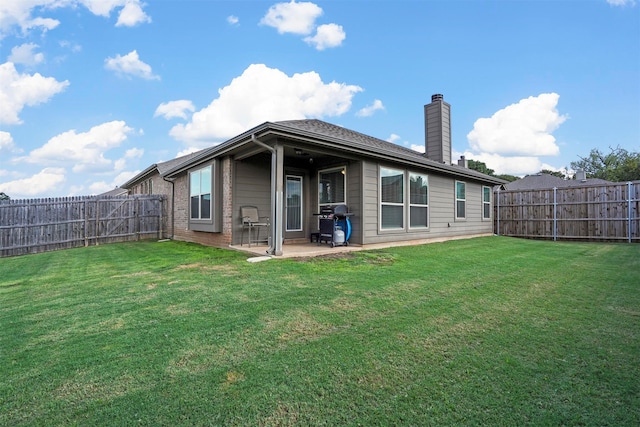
170,158,233,248
221,156,234,237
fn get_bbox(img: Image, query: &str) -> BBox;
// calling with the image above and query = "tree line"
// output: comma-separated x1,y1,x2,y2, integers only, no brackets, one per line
469,146,640,182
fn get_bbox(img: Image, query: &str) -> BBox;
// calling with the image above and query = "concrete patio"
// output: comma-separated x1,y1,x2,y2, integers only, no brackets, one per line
229,233,493,260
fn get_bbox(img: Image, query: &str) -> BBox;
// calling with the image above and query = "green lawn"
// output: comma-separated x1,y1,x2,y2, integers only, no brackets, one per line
1,237,638,426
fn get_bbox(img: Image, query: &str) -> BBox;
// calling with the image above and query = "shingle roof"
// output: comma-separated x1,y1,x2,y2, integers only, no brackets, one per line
274,119,424,158
156,149,205,175
121,148,207,188
504,173,612,191
272,119,505,185
162,118,505,185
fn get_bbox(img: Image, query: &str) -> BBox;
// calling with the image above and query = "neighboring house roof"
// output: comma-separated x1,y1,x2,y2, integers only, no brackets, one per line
98,187,128,197
121,149,207,189
503,173,612,191
163,119,506,185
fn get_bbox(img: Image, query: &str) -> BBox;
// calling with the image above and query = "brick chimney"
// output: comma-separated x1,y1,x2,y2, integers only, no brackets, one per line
424,94,452,165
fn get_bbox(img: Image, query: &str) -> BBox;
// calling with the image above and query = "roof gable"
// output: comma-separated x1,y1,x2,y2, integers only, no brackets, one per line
504,173,613,191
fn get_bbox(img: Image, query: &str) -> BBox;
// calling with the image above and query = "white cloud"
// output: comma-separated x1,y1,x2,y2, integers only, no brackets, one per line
21,121,134,173
0,131,21,153
607,0,636,6
8,43,45,66
356,99,384,117
467,93,566,157
304,23,345,50
59,40,82,53
0,1,60,38
410,144,425,154
227,15,239,25
87,168,140,195
387,134,401,143
79,0,151,26
104,50,159,80
176,147,204,157
260,1,323,35
0,167,66,197
154,100,196,120
0,61,70,125
113,147,144,172
116,1,151,26
169,63,362,145
0,1,151,38
458,93,568,176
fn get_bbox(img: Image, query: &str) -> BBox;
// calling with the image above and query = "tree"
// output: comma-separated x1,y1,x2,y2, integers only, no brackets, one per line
467,159,495,176
571,146,640,182
0,192,9,201
495,174,519,182
541,169,568,180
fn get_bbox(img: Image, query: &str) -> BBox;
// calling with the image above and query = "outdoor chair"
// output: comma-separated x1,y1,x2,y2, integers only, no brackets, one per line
240,206,270,247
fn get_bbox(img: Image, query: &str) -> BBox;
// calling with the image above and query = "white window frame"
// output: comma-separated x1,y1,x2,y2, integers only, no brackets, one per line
455,180,466,220
409,172,429,229
482,186,491,220
286,175,303,232
379,166,405,230
190,165,212,220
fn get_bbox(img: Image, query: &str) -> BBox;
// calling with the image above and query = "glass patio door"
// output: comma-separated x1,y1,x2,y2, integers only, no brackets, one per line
286,175,303,231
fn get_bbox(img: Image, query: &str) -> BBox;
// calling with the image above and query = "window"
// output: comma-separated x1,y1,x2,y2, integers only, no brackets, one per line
190,165,212,220
286,175,303,231
318,167,346,207
409,173,429,228
483,186,491,219
380,167,404,229
455,181,466,219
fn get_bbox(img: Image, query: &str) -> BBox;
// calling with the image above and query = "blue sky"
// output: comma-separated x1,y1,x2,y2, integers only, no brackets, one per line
1,0,638,199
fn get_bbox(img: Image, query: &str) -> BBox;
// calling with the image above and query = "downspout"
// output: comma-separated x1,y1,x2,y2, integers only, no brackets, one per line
250,134,283,256
162,176,176,239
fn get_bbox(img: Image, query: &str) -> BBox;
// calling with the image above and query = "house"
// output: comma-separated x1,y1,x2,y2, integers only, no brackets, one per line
503,171,612,191
98,187,129,197
122,149,206,239
123,94,505,256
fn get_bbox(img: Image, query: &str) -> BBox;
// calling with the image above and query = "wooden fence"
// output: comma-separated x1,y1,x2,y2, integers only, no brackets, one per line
0,195,165,257
494,181,640,242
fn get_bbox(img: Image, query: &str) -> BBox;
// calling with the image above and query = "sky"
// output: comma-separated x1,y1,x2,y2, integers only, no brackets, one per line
1,0,639,199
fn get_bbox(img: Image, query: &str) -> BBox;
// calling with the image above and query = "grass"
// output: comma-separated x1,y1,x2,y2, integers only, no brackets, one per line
1,236,638,426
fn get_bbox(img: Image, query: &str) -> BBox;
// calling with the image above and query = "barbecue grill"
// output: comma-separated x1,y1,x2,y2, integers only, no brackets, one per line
316,204,352,247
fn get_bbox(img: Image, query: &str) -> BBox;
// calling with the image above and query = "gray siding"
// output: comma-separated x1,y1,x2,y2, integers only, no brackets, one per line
361,160,493,245
233,158,271,245
346,161,362,244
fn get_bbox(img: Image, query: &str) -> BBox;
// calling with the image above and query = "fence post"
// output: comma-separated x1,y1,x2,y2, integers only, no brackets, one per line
84,199,89,247
496,188,500,236
628,182,632,243
553,187,557,242
95,198,100,245
135,196,140,241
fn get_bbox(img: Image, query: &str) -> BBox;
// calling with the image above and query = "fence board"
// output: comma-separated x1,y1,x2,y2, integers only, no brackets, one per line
495,182,640,242
0,195,165,257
